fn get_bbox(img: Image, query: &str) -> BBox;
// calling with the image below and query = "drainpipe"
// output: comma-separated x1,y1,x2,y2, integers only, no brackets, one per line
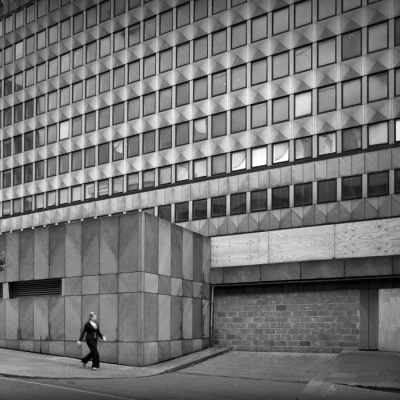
210,285,214,345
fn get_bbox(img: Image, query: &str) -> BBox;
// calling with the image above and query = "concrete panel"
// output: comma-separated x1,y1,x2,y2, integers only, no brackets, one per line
379,289,400,351
144,293,158,342
65,341,83,359
344,257,392,277
158,295,171,341
100,217,119,274
19,297,34,340
119,214,140,273
170,296,182,340
193,234,204,282
158,341,171,362
182,297,193,339
144,342,158,365
82,275,100,295
158,276,171,295
6,233,19,282
144,214,159,274
65,296,81,341
171,225,183,278
118,293,140,341
82,220,100,276
6,299,19,340
0,301,5,339
223,266,261,284
158,219,171,276
182,230,193,280
144,273,158,294
260,263,301,281
118,342,138,366
49,225,66,278
48,341,64,356
34,297,49,341
99,341,118,363
49,297,65,341
34,228,49,280
0,236,5,283
19,230,34,281
100,274,118,294
192,298,202,339
301,260,345,280
81,295,99,325
100,294,118,341
65,223,82,277
63,277,82,296
118,272,140,293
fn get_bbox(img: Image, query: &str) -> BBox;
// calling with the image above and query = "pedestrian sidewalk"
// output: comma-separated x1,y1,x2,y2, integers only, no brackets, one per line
0,347,229,379
298,350,400,399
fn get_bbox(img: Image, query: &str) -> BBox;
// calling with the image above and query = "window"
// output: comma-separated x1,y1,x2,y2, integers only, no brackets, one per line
49,25,58,45
318,0,336,19
112,140,124,161
60,86,69,107
61,18,71,39
144,17,156,40
272,97,289,123
251,102,267,128
37,63,46,82
295,137,312,160
114,30,125,52
175,202,189,223
295,91,312,118
318,132,336,155
127,136,139,157
160,49,173,72
231,107,247,133
72,82,83,103
193,76,208,101
113,102,124,125
368,172,389,197
4,108,12,126
368,122,388,146
342,0,361,12
251,147,267,167
294,183,312,206
47,158,57,177
143,131,155,154
86,41,97,63
59,154,69,174
211,113,226,137
176,162,189,181
100,36,111,58
231,65,247,91
212,71,227,96
176,82,190,106
48,58,58,78
35,129,45,148
295,0,312,27
211,154,226,175
396,17,400,46
128,23,140,46
85,182,95,199
24,196,33,212
342,30,362,60
14,136,22,154
251,190,267,212
86,6,97,28
3,170,11,188
72,186,82,203
59,121,69,140
194,0,208,21
71,151,82,171
143,93,156,116
128,61,140,82
273,141,289,164
368,72,388,102
73,13,83,34
194,36,208,61
295,45,312,73
342,126,362,152
251,59,267,85
72,116,82,137
318,179,337,203
231,23,247,49
176,122,190,146
368,22,388,53
15,41,23,60
159,87,172,111
395,170,400,194
37,30,46,50
159,166,172,185
273,7,289,35
272,52,289,79
4,77,12,96
158,205,171,221
193,118,208,142
98,179,109,197
14,104,23,123
272,187,289,209
114,0,125,16
98,143,109,165
128,98,140,120
98,107,110,129
212,30,227,55
342,78,362,108
159,126,172,150
85,111,96,133
396,69,400,97
318,85,336,113
231,193,246,215
2,201,11,216
212,0,226,14
100,0,111,22
143,55,156,78
177,3,190,27
47,124,57,144
86,77,96,98
342,175,362,200
60,53,70,73
211,196,226,217
231,150,246,171
177,42,190,67
160,10,173,34
26,36,35,55
396,120,400,142
3,139,12,158
143,169,155,188
194,158,207,178
25,68,34,87
73,47,83,68
24,132,34,151
251,15,267,42
193,199,207,220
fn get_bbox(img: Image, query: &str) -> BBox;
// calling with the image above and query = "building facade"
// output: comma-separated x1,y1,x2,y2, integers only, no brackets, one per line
0,0,400,358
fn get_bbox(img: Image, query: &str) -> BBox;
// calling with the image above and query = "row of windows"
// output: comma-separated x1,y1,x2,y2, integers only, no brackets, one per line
1,169,398,219
1,119,399,190
2,69,398,134
2,15,396,94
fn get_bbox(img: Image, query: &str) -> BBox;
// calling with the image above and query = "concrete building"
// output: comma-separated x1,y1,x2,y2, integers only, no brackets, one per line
0,0,400,363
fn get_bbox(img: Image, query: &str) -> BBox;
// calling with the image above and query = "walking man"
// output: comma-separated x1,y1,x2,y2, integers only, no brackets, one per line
77,312,106,370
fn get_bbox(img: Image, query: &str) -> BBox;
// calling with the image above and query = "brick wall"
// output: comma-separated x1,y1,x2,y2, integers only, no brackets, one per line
213,286,360,353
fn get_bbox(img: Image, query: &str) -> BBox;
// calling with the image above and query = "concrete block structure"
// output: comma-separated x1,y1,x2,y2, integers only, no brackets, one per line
0,212,211,366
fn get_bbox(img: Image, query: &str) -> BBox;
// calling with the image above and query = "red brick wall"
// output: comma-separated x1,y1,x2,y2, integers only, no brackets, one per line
213,287,360,352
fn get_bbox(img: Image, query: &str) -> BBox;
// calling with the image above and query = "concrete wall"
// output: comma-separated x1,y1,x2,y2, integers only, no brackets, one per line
0,212,211,366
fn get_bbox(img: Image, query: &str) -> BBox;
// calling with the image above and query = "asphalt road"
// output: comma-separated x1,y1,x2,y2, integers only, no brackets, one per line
0,372,304,400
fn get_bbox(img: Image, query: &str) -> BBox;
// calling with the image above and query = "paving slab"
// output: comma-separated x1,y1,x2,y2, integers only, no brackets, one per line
0,347,229,379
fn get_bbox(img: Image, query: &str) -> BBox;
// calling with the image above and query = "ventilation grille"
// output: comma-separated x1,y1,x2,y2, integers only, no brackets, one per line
0,284,3,299
10,278,62,298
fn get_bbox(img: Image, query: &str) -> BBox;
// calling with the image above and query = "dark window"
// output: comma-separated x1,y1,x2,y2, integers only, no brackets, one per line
211,154,226,175
318,179,337,203
127,136,139,157
211,196,226,217
143,131,155,154
177,3,190,27
318,85,336,113
368,171,389,197
396,17,400,46
295,137,312,160
342,175,362,200
368,22,388,53
294,45,312,73
159,126,172,150
272,7,289,35
251,190,267,212
251,102,267,128
368,72,388,102
194,0,208,21
295,0,312,27
342,30,362,60
395,170,400,194
272,186,289,209
98,143,109,164
175,202,189,222
230,193,246,215
294,183,312,206
342,126,362,152
193,199,207,220
342,78,362,108
231,107,247,133
176,122,190,146
158,205,171,221
231,22,247,49
251,58,267,85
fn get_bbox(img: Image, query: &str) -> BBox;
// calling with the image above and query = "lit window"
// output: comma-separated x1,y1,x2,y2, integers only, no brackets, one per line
72,186,82,202
231,151,246,171
85,183,96,200
251,147,267,168
59,121,69,140
193,118,208,142
273,142,289,164
368,122,388,146
295,91,312,118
